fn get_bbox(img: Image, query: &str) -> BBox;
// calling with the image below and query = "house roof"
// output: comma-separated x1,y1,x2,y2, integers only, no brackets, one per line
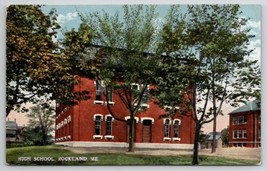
6,121,18,135
229,100,260,114
207,132,221,141
6,121,18,129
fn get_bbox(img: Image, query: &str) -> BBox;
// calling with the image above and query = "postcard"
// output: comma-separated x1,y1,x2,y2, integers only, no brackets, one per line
6,4,261,166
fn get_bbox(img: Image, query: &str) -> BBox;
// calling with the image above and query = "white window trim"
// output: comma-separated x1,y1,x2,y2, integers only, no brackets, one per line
233,117,238,125
93,135,103,139
94,80,105,87
125,116,139,123
133,103,150,108
163,137,171,141
141,117,154,124
164,106,172,110
104,135,114,140
131,83,140,90
172,138,181,141
94,114,103,121
242,130,247,139
163,118,171,139
105,101,115,105
67,115,71,123
163,118,172,124
64,119,67,125
232,130,237,139
173,119,181,125
94,100,104,105
105,114,115,122
164,106,180,110
141,103,150,108
237,130,242,139
105,115,114,137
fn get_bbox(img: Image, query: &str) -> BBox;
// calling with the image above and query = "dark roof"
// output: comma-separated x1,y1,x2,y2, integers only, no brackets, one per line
6,121,18,129
230,100,260,114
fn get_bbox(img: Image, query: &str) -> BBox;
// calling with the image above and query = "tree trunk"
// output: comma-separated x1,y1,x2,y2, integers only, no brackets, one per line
42,129,48,145
128,114,135,152
211,116,217,153
192,123,201,165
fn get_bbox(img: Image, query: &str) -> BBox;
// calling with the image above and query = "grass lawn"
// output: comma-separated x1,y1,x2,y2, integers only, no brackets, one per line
6,146,260,166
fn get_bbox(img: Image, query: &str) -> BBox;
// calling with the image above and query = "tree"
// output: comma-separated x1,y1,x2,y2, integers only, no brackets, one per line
6,5,89,117
154,5,260,165
75,5,162,152
27,103,55,145
221,127,229,146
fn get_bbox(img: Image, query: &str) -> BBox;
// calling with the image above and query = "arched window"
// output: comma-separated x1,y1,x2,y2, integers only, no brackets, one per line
95,116,102,135
173,119,181,141
93,114,103,139
106,116,113,135
164,118,171,139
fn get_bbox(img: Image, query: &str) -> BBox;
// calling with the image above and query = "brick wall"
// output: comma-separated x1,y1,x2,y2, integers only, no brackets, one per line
56,76,195,145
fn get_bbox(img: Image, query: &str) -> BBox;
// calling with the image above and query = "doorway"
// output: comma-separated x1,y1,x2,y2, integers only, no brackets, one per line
142,120,152,142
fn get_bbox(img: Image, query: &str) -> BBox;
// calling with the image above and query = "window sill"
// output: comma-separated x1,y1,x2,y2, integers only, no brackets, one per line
93,135,103,139
163,137,171,141
172,138,181,141
141,103,149,108
134,103,150,108
105,101,115,105
94,100,104,105
104,135,114,140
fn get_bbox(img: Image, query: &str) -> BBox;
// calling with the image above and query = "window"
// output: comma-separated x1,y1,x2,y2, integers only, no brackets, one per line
233,130,237,139
242,130,247,139
173,120,180,138
106,116,112,136
237,130,242,139
93,114,103,139
238,116,247,125
142,87,149,103
238,116,243,125
131,83,139,90
164,119,171,138
243,115,247,124
96,80,103,101
107,86,113,102
95,116,102,135
233,117,238,125
233,116,247,125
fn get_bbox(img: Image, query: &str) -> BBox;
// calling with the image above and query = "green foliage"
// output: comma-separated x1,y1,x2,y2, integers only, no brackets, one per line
6,5,87,117
22,127,54,146
73,5,165,152
26,104,55,145
153,4,261,165
221,127,229,146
